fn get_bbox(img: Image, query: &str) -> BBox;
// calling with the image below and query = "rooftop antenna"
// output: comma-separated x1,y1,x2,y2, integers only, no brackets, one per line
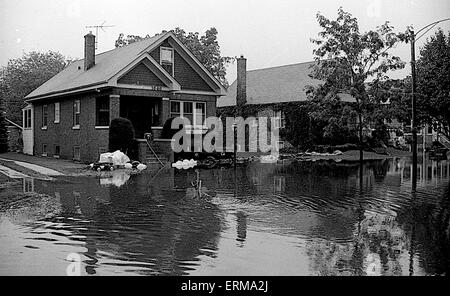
85,21,115,49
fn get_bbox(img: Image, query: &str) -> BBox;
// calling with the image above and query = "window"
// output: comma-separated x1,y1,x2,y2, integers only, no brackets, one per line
194,102,206,127
24,109,32,128
427,125,433,135
42,144,48,156
170,100,206,127
274,110,285,129
54,145,60,158
54,102,60,123
183,102,193,123
73,146,80,161
160,47,174,76
73,100,80,127
96,97,110,126
42,105,48,128
170,101,181,117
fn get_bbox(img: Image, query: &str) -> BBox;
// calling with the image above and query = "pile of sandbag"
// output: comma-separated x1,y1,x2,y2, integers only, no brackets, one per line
91,150,147,171
172,159,198,170
99,150,130,166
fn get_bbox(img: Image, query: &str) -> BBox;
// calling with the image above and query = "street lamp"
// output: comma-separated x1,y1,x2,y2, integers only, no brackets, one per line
409,18,450,187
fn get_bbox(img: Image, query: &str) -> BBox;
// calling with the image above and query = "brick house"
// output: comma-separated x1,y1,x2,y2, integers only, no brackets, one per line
23,31,226,163
217,57,354,150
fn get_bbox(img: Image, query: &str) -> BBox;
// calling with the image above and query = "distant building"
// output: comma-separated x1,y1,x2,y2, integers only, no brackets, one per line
218,57,354,150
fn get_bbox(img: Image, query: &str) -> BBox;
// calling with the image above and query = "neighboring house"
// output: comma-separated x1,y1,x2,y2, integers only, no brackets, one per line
217,57,354,150
23,31,226,163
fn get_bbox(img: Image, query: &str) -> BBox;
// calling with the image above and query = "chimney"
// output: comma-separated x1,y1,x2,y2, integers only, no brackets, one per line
236,55,247,109
84,32,95,70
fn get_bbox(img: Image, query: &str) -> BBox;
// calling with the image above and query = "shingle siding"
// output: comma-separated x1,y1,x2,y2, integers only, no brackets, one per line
150,42,213,92
118,62,165,86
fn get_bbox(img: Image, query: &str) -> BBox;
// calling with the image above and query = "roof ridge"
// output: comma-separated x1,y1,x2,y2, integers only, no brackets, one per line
247,60,316,73
72,33,164,62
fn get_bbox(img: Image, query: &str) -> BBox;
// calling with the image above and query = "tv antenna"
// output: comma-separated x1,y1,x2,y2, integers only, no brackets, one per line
85,21,115,49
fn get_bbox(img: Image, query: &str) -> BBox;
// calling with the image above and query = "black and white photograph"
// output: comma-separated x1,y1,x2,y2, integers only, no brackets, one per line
0,0,449,284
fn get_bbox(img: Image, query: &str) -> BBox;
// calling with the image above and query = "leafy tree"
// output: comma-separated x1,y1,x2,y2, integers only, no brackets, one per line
416,29,450,139
114,27,233,87
0,51,69,124
109,117,135,153
308,7,406,160
0,99,8,153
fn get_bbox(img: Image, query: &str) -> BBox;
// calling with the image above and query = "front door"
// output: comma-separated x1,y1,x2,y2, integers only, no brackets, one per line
120,97,159,138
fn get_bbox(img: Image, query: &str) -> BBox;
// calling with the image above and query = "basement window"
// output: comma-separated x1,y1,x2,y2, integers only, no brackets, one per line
54,145,60,158
73,146,81,161
42,144,48,156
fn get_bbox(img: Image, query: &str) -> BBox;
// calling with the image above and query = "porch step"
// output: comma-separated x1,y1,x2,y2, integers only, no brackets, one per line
145,155,168,165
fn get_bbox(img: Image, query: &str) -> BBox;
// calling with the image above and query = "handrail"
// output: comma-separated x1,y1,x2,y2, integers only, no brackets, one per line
145,139,165,167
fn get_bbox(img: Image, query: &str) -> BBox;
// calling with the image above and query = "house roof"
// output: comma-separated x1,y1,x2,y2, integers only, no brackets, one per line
217,61,354,107
26,31,226,100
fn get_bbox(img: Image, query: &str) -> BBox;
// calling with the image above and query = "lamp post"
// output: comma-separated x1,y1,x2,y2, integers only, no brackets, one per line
408,18,450,188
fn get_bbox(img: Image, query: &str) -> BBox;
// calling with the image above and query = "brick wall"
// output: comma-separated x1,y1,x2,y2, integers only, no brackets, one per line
33,92,111,163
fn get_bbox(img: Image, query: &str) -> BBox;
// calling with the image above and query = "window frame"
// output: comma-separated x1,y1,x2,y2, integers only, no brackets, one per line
42,143,48,156
73,100,80,128
73,146,81,161
42,104,48,129
170,100,206,128
54,145,60,158
160,47,174,76
54,102,60,124
23,109,32,129
274,110,285,129
95,96,110,127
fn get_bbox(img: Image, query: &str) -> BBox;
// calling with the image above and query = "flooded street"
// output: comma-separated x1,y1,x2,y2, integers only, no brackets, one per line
0,157,449,276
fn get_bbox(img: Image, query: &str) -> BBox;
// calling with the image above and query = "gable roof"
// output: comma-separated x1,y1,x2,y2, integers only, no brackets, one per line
217,61,354,107
26,31,226,100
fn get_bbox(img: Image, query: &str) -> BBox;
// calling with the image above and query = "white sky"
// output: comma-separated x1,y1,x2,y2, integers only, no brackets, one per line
1,0,449,83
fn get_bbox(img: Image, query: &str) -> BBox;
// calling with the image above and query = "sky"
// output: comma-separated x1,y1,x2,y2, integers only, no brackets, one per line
1,0,449,84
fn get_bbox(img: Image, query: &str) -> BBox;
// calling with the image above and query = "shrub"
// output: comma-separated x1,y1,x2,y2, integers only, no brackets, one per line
161,117,183,139
109,117,135,153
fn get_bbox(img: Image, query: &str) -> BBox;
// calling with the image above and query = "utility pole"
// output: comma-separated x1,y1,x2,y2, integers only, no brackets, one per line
410,29,418,187
408,17,450,189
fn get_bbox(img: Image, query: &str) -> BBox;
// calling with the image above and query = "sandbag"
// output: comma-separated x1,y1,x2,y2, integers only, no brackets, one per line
99,152,114,163
111,150,130,166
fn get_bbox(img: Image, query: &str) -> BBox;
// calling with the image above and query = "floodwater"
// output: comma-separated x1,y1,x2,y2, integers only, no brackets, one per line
0,157,449,276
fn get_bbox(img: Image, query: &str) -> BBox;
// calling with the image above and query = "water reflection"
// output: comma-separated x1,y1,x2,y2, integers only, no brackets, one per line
0,156,449,275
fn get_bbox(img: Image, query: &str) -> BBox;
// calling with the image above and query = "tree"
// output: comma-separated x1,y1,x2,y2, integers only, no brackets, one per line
0,51,69,124
416,29,450,139
109,117,135,153
114,27,233,87
308,7,406,160
0,99,8,153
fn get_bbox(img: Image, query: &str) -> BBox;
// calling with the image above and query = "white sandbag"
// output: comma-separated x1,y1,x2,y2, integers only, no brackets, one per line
136,164,147,171
111,150,131,166
124,163,133,169
260,154,279,163
99,152,114,163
